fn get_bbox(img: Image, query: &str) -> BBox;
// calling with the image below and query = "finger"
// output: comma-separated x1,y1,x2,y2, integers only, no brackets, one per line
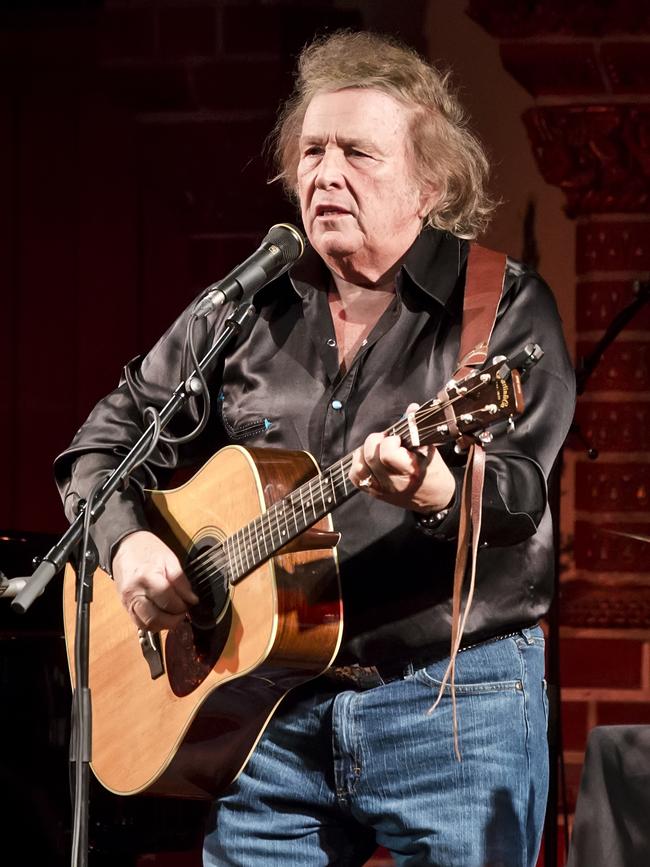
349,442,378,488
150,548,201,607
164,561,200,607
127,594,187,632
123,566,192,618
365,434,403,488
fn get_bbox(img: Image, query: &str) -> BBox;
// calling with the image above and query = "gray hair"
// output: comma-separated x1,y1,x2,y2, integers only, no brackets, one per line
270,30,497,239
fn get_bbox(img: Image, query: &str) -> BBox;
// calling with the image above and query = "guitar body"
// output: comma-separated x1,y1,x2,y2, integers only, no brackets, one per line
62,445,342,799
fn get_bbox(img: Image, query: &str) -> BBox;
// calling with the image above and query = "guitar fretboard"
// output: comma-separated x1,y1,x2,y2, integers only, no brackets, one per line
187,352,528,595
223,452,356,583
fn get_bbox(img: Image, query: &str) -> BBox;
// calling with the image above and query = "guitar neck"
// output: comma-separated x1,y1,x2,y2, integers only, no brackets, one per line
224,413,435,585
225,451,357,584
221,343,541,585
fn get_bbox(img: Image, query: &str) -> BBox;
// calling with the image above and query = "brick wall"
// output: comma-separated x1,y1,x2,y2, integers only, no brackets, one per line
469,2,650,862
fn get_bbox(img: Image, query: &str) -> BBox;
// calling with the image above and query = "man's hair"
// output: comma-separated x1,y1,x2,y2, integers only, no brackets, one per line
270,30,497,239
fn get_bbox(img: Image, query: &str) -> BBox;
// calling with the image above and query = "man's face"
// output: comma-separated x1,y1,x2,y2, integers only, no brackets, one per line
297,88,432,279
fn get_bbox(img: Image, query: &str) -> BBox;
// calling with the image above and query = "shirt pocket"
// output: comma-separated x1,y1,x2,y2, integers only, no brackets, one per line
217,390,272,442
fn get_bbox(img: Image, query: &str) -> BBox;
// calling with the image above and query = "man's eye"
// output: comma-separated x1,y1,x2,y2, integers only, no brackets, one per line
349,149,370,158
303,147,323,157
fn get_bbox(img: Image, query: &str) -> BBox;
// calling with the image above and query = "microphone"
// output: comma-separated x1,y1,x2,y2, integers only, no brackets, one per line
194,223,305,316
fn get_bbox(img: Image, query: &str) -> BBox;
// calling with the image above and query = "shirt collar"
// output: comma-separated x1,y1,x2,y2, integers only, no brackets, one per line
284,226,468,309
400,227,468,311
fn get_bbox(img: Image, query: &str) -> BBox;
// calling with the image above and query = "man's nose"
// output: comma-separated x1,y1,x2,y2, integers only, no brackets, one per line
314,148,345,189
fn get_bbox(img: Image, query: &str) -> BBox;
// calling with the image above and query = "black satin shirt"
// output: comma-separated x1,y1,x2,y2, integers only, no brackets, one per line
55,228,575,665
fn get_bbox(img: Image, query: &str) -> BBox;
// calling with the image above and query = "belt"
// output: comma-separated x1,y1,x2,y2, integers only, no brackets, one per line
322,631,520,690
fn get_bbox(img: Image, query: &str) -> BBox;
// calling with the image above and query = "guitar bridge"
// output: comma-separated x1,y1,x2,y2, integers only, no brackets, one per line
138,629,165,680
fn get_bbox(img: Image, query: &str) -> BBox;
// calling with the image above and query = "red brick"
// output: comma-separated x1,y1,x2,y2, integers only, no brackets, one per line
222,5,284,55
563,760,584,813
560,638,643,689
561,701,589,751
468,0,650,38
138,119,286,234
573,402,650,453
159,6,216,59
0,93,16,527
597,701,650,727
500,42,604,97
100,64,193,113
601,43,650,94
577,222,650,274
100,8,155,60
192,60,287,112
560,580,650,630
574,520,650,571
189,235,267,290
221,3,361,58
576,340,650,392
576,281,650,332
576,462,650,512
14,92,82,531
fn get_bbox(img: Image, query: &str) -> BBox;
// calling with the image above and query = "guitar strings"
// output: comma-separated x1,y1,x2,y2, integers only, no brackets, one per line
184,377,498,601
183,374,500,601
185,414,473,604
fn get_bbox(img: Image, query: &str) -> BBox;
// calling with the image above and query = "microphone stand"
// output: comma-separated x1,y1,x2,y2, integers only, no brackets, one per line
6,296,259,867
545,278,650,867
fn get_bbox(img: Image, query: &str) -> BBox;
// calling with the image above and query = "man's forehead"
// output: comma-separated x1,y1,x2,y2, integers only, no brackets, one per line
299,89,410,145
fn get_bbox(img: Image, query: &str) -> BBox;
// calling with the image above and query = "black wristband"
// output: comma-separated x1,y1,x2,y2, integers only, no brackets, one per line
414,506,451,533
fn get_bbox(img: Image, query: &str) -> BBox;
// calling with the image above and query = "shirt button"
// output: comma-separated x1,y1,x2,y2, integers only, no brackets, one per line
331,399,343,411
327,338,336,347
361,339,368,346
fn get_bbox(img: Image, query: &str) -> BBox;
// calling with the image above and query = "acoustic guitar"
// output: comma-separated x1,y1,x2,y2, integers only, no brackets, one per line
62,345,539,799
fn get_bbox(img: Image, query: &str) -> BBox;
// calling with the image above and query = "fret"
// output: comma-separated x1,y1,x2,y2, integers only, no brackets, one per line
323,472,335,509
253,515,263,562
281,499,291,539
245,521,255,569
289,491,301,535
273,502,284,547
263,511,272,555
317,474,327,514
242,526,251,573
340,461,349,497
298,485,308,529
305,480,316,517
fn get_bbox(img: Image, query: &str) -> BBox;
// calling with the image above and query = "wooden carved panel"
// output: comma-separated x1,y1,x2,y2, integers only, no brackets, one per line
468,0,650,38
524,105,650,216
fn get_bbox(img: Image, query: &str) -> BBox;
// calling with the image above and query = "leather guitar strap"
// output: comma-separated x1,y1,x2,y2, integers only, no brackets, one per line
429,243,507,759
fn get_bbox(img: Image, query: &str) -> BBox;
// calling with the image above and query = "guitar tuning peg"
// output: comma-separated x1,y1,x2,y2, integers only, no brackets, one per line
478,430,493,444
508,418,515,433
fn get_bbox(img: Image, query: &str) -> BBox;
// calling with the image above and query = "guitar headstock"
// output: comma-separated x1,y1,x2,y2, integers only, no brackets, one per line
395,343,543,450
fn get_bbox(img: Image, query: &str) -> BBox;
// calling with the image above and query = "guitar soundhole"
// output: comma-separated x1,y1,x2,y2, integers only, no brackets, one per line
186,535,231,631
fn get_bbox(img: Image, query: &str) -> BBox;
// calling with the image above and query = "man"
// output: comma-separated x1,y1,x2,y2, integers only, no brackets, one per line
56,31,575,866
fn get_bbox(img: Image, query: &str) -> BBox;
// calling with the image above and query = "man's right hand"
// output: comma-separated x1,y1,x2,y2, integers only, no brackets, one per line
112,530,199,632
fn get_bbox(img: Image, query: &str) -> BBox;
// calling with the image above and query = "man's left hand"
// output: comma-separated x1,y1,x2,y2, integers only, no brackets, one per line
349,403,456,514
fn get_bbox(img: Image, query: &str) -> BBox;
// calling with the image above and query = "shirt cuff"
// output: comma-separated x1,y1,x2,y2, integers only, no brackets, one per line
412,468,462,540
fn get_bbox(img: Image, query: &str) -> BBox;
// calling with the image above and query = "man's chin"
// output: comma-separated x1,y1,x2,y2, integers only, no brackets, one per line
310,229,361,261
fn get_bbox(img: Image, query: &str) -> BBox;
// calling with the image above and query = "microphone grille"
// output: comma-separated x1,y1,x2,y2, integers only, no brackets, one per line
264,223,306,267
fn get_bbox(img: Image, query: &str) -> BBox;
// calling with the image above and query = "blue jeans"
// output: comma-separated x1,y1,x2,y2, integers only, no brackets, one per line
203,626,548,866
